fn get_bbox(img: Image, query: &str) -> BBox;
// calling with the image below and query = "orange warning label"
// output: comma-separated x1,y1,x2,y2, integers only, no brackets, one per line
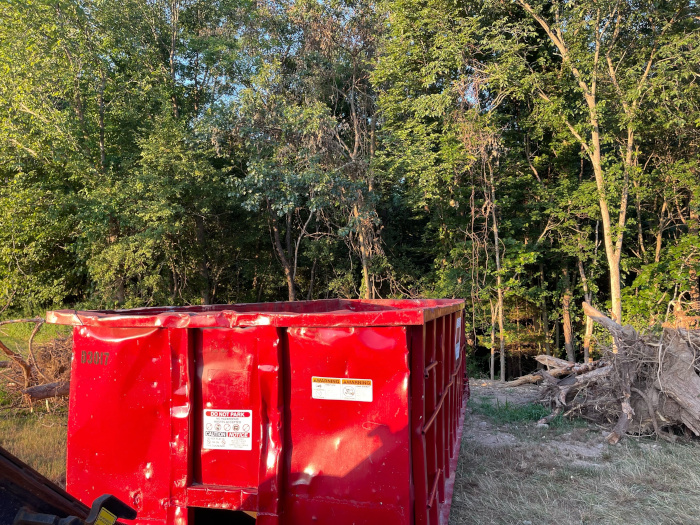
312,376,373,402
342,379,372,386
312,377,341,384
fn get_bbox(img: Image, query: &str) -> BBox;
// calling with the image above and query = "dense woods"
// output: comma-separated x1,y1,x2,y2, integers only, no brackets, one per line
0,0,698,378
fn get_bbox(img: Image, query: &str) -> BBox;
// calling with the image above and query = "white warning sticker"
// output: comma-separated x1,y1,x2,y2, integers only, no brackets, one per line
455,316,462,360
312,376,373,402
203,409,252,451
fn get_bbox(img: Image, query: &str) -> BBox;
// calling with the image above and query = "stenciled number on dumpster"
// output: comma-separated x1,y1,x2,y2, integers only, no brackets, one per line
80,351,110,365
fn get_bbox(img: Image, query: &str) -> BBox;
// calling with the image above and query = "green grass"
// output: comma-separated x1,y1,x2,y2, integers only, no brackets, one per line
0,321,71,352
471,396,551,424
0,409,68,485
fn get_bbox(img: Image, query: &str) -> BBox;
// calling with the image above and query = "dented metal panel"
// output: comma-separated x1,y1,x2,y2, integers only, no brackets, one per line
49,299,468,525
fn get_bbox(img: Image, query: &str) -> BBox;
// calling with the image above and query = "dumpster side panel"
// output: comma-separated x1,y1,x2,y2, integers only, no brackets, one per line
283,326,412,524
67,326,172,522
195,328,261,488
411,311,467,525
190,326,284,518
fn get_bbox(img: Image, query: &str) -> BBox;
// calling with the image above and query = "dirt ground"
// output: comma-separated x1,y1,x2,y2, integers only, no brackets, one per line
448,381,700,525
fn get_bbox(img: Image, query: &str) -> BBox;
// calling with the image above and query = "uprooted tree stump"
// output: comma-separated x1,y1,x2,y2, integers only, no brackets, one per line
507,302,700,444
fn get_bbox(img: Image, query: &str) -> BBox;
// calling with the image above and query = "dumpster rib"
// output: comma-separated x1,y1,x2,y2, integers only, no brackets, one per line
423,379,453,435
426,467,442,509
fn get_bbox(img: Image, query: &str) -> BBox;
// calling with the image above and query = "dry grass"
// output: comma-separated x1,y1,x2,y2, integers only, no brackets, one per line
449,388,700,525
0,324,71,486
0,410,68,486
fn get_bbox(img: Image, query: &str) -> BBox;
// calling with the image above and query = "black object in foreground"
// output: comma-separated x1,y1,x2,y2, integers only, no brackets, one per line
14,494,136,525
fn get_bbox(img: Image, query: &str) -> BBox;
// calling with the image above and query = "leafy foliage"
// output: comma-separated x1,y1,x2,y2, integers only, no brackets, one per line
0,0,698,378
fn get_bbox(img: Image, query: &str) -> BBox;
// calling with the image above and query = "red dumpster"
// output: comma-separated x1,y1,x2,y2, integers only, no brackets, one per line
47,299,469,525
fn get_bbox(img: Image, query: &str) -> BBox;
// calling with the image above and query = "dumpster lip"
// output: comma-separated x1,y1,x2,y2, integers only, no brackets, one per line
46,299,464,328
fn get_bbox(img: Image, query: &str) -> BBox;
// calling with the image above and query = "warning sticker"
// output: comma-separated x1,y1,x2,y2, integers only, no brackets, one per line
94,508,117,525
455,317,462,360
203,409,252,451
312,376,373,402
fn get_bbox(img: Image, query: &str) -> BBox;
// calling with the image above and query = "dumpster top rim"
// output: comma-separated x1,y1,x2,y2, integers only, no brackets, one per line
46,299,464,328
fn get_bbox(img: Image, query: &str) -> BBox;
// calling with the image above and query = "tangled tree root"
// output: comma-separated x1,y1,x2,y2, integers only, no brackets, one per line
506,302,700,444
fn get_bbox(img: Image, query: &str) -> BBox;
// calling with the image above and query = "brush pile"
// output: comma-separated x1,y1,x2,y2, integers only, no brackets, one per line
0,319,72,407
504,302,700,444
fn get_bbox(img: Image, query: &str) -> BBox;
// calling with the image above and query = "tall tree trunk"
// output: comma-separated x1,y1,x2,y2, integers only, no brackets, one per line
169,0,180,119
562,267,575,362
633,179,646,258
578,260,594,363
195,215,211,305
497,299,505,381
116,280,125,305
655,199,669,264
488,165,506,381
268,206,295,301
352,202,372,299
516,312,522,376
591,126,626,326
516,1,628,325
540,263,552,356
489,299,496,381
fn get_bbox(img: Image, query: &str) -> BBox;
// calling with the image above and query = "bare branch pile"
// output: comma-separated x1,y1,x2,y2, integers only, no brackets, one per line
505,302,700,444
0,319,71,407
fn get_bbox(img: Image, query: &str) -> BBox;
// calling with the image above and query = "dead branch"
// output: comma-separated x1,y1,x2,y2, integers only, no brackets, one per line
0,339,33,388
27,320,49,382
535,355,573,368
0,317,45,327
22,381,70,401
501,373,543,387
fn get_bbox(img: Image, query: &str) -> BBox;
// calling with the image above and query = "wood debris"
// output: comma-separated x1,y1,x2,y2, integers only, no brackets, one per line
506,302,700,443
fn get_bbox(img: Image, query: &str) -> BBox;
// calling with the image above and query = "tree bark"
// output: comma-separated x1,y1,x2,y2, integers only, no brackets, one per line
195,215,211,305
169,0,180,119
489,299,496,381
488,165,506,381
98,70,106,172
352,202,372,299
0,339,32,388
268,205,296,301
22,381,70,401
562,267,575,362
578,260,594,362
655,199,669,264
540,264,552,357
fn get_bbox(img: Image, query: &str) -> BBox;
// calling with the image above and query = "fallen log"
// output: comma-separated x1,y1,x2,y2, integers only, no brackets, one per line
502,359,608,387
22,381,69,401
535,355,573,369
501,373,543,387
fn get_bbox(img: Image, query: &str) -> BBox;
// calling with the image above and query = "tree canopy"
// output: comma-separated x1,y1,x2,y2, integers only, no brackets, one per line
1,0,698,377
